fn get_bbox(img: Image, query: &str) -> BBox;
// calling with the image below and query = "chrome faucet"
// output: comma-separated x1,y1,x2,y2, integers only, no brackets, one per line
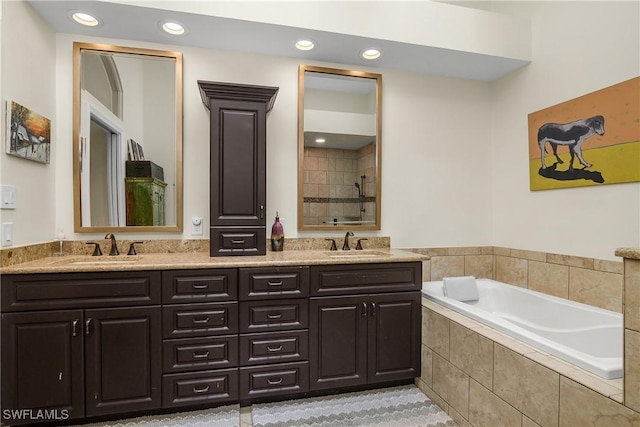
342,231,354,251
105,233,119,256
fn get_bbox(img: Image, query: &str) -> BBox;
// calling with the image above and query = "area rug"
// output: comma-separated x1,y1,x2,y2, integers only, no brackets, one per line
251,385,456,427
77,405,240,427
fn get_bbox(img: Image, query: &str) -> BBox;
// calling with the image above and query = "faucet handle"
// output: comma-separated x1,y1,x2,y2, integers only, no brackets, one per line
127,241,144,256
355,238,368,250
325,239,338,251
86,242,103,256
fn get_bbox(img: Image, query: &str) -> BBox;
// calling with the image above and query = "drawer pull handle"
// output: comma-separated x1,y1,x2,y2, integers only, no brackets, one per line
361,302,367,317
72,319,79,337
85,318,93,335
192,283,210,290
267,345,283,352
192,317,210,324
267,281,284,287
267,377,283,385
193,385,210,394
267,312,282,320
231,239,245,245
193,351,210,359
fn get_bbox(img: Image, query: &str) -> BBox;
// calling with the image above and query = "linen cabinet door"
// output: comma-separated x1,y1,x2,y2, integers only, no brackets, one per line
309,296,367,391
1,310,84,423
367,292,421,384
84,306,161,417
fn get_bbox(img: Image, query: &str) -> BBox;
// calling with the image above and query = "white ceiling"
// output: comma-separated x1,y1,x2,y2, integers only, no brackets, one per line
27,0,531,81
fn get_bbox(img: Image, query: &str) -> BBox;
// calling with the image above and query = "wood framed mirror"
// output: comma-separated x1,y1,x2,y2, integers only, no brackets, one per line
298,65,382,231
73,42,183,232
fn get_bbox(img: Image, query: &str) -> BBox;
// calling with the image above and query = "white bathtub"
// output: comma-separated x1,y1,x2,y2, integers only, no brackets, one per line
422,279,623,379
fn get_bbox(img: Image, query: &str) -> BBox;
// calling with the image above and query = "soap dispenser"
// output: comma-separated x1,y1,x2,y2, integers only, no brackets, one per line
270,211,284,251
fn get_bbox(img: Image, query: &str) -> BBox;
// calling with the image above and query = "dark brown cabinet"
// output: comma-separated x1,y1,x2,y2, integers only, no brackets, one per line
1,272,162,424
198,81,278,257
309,263,422,392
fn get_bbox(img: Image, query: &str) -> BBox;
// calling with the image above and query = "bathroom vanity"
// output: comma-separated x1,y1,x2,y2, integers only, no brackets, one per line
0,250,423,425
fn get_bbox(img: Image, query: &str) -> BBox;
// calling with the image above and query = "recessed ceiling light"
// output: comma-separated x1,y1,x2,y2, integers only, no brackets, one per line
162,21,185,35
295,39,315,51
361,48,382,60
315,138,326,143
71,11,99,27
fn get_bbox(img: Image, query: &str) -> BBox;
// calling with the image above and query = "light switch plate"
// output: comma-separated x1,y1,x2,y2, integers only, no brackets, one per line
191,216,203,235
2,222,13,246
1,185,16,209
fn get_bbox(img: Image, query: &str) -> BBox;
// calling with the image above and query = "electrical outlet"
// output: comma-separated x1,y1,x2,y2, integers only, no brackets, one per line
191,216,203,235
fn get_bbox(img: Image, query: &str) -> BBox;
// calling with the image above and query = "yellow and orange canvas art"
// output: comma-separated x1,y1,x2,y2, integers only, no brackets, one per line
528,77,639,191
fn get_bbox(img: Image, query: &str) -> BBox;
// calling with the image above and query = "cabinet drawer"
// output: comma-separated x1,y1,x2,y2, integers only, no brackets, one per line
162,269,237,304
163,302,238,338
163,336,238,373
240,330,308,366
162,368,238,408
1,271,161,312
239,267,309,300
240,299,308,333
211,228,266,256
310,262,422,296
240,362,308,401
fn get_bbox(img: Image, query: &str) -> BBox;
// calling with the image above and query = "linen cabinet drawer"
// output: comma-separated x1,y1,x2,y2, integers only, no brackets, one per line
310,262,422,296
162,368,238,408
163,302,238,338
240,330,308,366
240,299,308,333
240,362,309,401
239,266,309,300
162,269,237,304
163,335,238,373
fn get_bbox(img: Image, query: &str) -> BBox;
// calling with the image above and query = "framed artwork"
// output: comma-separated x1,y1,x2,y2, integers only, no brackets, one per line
528,77,639,191
5,100,51,164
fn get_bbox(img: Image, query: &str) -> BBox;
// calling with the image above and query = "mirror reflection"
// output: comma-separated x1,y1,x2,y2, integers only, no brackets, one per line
73,43,183,232
298,65,382,230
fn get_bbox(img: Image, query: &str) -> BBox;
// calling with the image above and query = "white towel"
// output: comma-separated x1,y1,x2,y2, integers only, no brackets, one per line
442,276,479,302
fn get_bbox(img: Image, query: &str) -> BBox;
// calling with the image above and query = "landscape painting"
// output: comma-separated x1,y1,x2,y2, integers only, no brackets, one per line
6,100,51,164
528,77,639,191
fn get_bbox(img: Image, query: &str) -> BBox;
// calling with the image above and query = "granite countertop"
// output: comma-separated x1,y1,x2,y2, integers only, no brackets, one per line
615,247,640,260
0,248,428,274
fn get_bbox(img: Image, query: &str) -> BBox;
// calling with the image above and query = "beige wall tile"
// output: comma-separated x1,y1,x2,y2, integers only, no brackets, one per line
625,259,640,332
317,157,329,171
511,248,547,262
569,267,623,312
523,414,542,427
415,378,449,413
450,322,494,390
422,260,431,283
423,307,450,359
431,256,465,281
465,255,494,279
528,260,569,299
548,253,594,269
560,377,640,426
495,255,528,287
449,247,484,256
469,379,521,427
494,247,511,256
305,147,327,157
625,329,640,412
494,344,559,427
595,259,623,274
433,353,470,418
308,170,327,184
421,344,433,388
449,406,472,427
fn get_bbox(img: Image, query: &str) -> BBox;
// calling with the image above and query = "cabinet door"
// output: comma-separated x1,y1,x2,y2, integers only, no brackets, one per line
85,306,161,417
367,292,421,384
1,310,84,422
309,296,367,391
210,99,266,229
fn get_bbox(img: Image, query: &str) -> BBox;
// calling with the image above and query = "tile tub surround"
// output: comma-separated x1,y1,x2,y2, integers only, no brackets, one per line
0,237,391,268
407,246,624,313
616,248,640,414
418,299,639,427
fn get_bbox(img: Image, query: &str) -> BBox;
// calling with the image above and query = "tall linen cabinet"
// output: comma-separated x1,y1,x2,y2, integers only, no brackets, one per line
198,81,279,256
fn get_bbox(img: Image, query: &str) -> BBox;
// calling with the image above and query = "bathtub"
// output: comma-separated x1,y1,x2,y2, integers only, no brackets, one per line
422,279,623,379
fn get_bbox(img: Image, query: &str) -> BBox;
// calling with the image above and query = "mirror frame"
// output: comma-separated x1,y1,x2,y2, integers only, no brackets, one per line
73,42,183,233
297,65,382,231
